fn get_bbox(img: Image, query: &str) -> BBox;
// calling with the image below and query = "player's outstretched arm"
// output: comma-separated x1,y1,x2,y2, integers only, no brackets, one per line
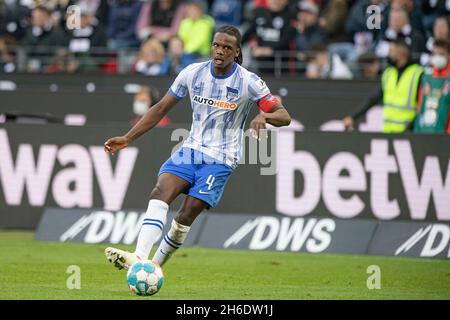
104,92,179,154
250,104,291,140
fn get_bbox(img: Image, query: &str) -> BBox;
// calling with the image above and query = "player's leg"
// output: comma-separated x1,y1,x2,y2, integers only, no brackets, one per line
153,157,234,267
134,173,191,259
106,174,191,270
106,148,195,269
152,196,208,267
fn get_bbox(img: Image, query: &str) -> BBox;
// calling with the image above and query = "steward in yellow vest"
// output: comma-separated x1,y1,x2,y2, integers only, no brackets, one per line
344,39,423,133
381,63,423,132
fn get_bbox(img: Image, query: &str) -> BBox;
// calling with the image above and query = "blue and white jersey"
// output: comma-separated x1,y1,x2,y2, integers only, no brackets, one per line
169,60,271,169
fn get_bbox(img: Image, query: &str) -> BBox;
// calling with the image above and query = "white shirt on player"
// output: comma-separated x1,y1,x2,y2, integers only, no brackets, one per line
169,60,272,169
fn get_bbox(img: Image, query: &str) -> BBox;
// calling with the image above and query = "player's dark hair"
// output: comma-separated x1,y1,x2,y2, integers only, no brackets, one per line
215,25,243,65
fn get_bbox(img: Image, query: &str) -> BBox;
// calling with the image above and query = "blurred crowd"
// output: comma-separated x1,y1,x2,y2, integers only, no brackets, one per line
0,0,449,78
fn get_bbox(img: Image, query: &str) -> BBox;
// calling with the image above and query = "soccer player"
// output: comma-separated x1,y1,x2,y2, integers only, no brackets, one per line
104,25,291,270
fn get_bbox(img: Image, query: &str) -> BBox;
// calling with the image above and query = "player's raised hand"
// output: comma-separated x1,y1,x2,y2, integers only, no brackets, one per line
104,136,130,155
249,114,267,141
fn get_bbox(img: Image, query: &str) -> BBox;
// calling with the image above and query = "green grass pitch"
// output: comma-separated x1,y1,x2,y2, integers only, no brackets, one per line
0,231,449,300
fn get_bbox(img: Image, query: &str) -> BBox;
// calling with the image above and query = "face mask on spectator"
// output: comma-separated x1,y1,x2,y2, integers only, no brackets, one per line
431,54,448,69
133,100,149,116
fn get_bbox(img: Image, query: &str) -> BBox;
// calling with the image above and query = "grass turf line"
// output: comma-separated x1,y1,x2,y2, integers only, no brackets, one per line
0,231,449,300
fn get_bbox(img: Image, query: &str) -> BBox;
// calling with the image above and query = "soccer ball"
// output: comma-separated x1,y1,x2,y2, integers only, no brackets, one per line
126,260,164,296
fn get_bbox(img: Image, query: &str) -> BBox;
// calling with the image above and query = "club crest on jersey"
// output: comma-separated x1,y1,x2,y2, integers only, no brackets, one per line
226,87,239,100
193,95,237,110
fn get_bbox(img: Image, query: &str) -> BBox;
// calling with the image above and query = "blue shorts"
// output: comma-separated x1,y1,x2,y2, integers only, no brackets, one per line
158,147,233,208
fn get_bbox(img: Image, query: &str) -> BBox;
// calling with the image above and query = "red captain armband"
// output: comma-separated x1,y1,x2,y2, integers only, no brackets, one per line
257,94,280,113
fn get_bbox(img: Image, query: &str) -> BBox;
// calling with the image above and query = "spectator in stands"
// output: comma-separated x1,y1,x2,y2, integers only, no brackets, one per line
45,47,81,73
21,5,69,48
344,39,424,133
178,1,214,62
107,0,142,50
66,4,108,53
432,16,450,45
296,1,328,53
414,39,450,134
389,0,424,33
135,0,186,44
242,0,297,74
421,0,450,32
374,7,426,61
421,16,450,66
21,5,69,71
131,85,171,127
68,0,109,27
345,0,388,52
210,0,243,29
49,0,71,22
0,0,31,41
134,38,170,76
325,0,383,67
318,0,350,43
0,35,17,73
356,51,381,79
167,36,197,74
305,43,353,79
37,0,72,29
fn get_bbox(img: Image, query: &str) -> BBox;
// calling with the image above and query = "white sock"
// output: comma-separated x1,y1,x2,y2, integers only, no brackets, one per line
152,219,190,267
134,199,169,260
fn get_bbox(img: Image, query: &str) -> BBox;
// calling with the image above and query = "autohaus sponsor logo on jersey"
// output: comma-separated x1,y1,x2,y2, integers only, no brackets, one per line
193,95,237,110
